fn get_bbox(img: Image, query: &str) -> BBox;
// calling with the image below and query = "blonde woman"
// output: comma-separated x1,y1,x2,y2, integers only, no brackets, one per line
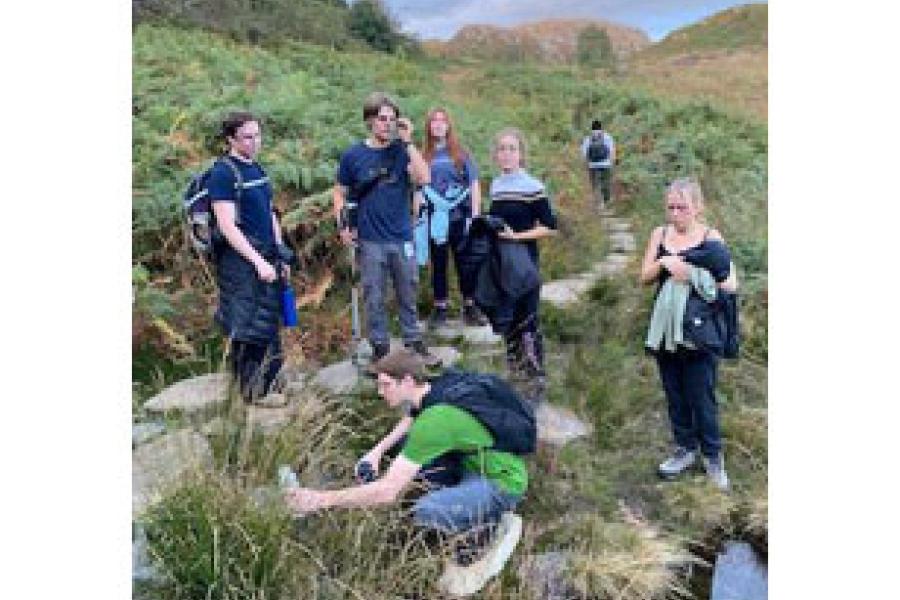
640,178,737,490
488,128,557,381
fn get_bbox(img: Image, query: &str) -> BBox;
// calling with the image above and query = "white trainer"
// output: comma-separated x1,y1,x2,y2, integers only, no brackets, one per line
438,512,523,597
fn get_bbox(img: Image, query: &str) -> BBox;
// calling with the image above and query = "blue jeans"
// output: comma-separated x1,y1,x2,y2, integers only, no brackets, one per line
413,473,522,535
359,240,422,346
656,347,721,458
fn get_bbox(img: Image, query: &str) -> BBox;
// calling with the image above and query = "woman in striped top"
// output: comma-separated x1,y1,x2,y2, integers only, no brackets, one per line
488,128,557,381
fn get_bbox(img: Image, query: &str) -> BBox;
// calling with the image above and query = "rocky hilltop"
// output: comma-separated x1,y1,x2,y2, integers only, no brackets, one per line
427,19,650,63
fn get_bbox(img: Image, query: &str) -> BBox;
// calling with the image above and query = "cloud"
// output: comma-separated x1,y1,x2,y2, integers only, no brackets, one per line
383,0,764,41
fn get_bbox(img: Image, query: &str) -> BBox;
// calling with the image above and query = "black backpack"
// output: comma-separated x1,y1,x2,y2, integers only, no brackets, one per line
587,134,609,162
421,369,537,455
183,156,242,258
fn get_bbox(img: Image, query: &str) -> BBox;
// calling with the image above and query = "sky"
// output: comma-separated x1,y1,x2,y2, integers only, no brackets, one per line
378,0,766,42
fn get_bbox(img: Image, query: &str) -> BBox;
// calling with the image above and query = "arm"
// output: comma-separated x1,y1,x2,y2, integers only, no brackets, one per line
285,454,420,512
359,416,413,476
704,229,739,292
499,223,556,241
333,183,355,246
397,117,430,186
640,226,666,285
469,179,482,217
212,201,276,282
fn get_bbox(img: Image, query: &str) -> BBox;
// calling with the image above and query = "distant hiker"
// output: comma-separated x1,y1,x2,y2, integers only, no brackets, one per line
639,177,738,491
485,128,557,383
418,107,488,328
209,111,291,405
333,92,439,365
285,348,531,595
580,119,616,210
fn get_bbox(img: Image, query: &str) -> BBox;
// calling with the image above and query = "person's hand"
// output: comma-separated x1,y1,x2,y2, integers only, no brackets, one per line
339,227,357,246
284,488,327,515
357,449,383,481
397,117,413,144
281,263,291,279
659,255,690,282
498,225,518,241
255,259,277,283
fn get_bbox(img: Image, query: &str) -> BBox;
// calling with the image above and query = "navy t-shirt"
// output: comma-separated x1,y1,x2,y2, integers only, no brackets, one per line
429,146,478,217
336,141,412,243
208,156,275,247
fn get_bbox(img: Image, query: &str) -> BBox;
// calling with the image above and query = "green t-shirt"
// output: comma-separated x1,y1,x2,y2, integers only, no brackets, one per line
400,404,528,496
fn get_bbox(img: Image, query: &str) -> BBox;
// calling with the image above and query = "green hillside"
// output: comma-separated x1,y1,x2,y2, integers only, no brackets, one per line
641,3,767,58
133,22,767,600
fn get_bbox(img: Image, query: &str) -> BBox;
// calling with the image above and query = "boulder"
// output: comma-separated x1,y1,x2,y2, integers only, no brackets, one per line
142,373,231,416
132,422,166,447
711,541,767,600
536,403,593,446
133,429,213,516
312,359,361,395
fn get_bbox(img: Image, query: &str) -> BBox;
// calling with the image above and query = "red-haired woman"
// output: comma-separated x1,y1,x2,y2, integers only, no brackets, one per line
420,107,488,327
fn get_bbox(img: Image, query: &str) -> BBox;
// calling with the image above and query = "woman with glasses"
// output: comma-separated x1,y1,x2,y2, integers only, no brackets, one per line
486,128,557,386
639,177,738,490
419,107,488,327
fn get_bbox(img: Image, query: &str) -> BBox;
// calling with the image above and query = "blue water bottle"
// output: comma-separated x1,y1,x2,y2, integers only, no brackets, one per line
281,282,298,327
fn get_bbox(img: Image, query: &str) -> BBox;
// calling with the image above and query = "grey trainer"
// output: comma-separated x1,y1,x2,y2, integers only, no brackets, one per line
657,447,697,479
704,454,730,491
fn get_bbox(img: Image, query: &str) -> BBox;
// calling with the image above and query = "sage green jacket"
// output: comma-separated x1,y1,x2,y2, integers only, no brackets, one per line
645,266,717,352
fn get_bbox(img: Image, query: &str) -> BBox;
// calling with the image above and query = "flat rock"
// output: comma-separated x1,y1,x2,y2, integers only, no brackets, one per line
541,279,593,308
432,320,503,345
312,359,361,395
603,253,631,265
536,403,593,446
142,373,231,415
608,231,636,254
711,541,767,600
518,551,572,600
603,220,632,233
313,340,461,395
132,422,166,447
590,260,628,277
133,429,213,516
247,402,300,434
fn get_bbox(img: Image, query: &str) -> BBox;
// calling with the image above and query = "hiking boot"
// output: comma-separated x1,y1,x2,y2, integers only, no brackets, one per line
657,447,697,479
429,306,449,328
371,342,390,363
462,304,488,327
405,340,442,367
438,512,523,597
703,454,730,491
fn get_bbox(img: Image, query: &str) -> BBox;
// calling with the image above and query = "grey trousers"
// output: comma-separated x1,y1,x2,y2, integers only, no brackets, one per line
359,240,422,346
588,167,612,208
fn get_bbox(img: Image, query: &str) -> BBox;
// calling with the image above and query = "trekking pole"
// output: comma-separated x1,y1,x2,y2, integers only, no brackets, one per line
349,238,363,366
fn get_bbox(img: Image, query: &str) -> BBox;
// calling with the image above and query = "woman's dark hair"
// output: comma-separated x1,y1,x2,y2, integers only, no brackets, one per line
221,111,258,140
591,119,602,131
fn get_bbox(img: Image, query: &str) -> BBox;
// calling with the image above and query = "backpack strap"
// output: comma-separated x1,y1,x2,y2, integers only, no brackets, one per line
219,155,244,226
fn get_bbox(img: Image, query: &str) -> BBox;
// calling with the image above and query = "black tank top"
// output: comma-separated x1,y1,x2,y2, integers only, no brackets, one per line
655,225,711,283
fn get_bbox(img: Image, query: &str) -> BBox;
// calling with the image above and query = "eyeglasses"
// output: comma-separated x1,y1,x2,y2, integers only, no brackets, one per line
666,204,690,212
237,132,261,141
376,114,397,123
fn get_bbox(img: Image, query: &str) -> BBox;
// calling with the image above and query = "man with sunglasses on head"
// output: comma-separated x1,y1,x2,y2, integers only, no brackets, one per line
333,91,439,365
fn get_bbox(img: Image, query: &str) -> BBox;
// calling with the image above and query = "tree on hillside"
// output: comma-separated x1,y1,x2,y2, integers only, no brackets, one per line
347,0,404,52
577,25,616,69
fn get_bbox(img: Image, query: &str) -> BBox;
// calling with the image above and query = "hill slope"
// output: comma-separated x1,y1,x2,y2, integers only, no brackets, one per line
623,3,767,120
426,19,651,63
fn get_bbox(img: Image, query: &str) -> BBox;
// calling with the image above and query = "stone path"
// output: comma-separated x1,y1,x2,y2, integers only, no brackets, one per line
541,214,636,309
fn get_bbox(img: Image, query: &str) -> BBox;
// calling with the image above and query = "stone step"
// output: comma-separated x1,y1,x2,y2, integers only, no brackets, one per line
540,278,593,308
312,339,460,396
142,372,230,416
536,403,593,446
608,231,637,254
431,320,503,345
